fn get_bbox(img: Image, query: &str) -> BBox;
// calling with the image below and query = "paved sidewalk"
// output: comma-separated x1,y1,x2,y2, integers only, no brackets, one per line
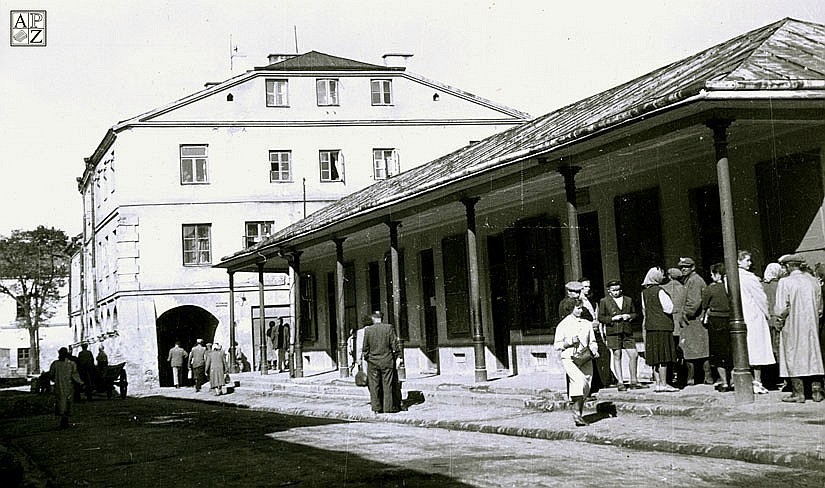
141,370,825,471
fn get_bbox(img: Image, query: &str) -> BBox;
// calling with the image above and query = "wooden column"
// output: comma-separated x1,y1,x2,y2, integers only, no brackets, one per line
334,238,349,377
288,251,304,378
228,270,238,373
257,261,268,375
559,164,583,280
387,221,406,380
462,197,488,383
708,119,753,404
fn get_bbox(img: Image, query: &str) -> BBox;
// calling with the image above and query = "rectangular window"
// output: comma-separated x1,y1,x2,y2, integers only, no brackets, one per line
180,145,209,184
265,79,289,107
245,221,274,248
182,224,212,265
316,79,339,106
320,150,344,182
373,149,399,179
269,151,292,182
371,79,392,105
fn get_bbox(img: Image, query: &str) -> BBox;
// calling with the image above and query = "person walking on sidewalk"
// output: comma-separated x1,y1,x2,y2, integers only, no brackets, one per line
555,299,600,426
189,339,207,392
361,311,401,414
598,280,644,390
775,254,824,403
167,341,187,389
205,343,229,396
641,267,679,392
49,347,84,429
737,250,775,394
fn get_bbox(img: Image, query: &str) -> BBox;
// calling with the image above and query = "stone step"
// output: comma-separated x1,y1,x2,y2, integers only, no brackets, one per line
235,377,706,417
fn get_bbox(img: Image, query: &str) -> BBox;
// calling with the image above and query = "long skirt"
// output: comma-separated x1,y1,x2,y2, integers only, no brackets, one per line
561,357,593,398
645,330,676,366
707,316,732,369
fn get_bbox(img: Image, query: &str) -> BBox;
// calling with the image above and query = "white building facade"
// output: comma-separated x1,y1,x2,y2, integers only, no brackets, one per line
71,51,529,387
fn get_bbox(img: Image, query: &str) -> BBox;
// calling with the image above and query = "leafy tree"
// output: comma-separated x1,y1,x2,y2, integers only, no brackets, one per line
0,226,72,373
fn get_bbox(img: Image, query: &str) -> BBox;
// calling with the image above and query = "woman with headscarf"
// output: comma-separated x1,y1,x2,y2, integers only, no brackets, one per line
554,298,599,426
641,267,678,392
205,342,228,396
763,263,784,359
738,250,775,394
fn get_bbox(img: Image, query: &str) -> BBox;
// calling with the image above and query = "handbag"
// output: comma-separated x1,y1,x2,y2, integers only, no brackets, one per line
354,364,368,387
571,346,593,367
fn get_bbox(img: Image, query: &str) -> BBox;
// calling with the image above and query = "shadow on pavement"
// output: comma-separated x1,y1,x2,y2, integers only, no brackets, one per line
0,390,475,488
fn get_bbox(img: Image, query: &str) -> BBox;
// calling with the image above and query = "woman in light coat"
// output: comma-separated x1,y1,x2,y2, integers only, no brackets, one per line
738,250,775,394
205,343,228,396
554,299,599,426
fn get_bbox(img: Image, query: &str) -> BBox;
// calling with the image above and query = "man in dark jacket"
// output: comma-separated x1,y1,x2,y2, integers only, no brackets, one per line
361,310,401,413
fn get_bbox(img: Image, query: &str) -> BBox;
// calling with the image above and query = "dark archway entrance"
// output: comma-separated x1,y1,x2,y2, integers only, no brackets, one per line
156,306,219,387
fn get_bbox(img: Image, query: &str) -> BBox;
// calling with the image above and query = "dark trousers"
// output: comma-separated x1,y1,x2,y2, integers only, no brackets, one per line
367,363,397,413
278,349,288,372
192,366,205,390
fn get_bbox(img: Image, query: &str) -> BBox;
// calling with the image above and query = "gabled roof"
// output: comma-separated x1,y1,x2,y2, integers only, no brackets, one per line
223,17,825,262
254,51,404,71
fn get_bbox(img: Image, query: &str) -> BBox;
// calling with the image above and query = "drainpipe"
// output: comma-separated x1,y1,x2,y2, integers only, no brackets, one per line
707,119,754,404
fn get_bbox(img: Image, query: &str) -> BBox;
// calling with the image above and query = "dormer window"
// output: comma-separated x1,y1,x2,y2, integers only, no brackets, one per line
266,79,289,107
371,79,392,105
316,79,339,106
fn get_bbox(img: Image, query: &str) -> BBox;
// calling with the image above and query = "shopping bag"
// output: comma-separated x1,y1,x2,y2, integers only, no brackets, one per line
354,364,368,387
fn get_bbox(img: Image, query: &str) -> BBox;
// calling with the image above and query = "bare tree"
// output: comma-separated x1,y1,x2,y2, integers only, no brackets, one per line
0,226,71,373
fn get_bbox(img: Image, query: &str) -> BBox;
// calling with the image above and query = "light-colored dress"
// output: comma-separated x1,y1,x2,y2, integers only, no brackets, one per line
205,349,228,390
554,314,598,397
738,267,775,366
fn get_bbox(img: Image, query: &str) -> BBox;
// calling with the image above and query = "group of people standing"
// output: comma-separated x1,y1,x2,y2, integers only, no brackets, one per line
555,251,825,426
167,339,230,396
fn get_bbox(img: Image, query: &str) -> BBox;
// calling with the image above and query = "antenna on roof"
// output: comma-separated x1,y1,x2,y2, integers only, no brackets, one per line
229,34,246,72
294,25,299,54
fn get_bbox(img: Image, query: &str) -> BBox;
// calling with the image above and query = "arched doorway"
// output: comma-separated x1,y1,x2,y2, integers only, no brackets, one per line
156,306,219,387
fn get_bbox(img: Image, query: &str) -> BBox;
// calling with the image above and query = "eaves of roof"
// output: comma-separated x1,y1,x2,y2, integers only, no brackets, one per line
218,17,825,268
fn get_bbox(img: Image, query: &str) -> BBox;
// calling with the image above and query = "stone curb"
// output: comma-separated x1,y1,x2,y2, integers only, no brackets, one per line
157,392,825,472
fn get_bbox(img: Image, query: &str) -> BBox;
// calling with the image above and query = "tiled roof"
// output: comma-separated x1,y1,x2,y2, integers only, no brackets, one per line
254,51,402,71
224,18,825,262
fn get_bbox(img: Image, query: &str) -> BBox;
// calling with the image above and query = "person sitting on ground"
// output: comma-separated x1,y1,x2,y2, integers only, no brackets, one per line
555,298,600,426
598,280,645,390
641,267,679,392
702,263,733,392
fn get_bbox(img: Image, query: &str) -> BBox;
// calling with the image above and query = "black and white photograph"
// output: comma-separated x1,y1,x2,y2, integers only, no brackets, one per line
2,1,825,486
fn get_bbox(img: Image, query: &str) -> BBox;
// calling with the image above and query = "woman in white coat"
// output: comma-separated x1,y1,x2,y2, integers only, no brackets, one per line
554,299,600,426
738,250,776,394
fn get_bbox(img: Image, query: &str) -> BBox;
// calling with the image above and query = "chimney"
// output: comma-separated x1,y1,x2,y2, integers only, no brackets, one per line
382,53,413,68
268,53,299,64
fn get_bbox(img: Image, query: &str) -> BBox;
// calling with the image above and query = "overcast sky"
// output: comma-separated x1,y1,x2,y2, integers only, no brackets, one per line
2,0,824,238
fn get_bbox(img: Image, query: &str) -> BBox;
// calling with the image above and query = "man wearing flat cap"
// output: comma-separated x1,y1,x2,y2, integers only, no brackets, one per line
775,254,824,402
678,257,712,385
362,311,401,413
558,281,584,323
